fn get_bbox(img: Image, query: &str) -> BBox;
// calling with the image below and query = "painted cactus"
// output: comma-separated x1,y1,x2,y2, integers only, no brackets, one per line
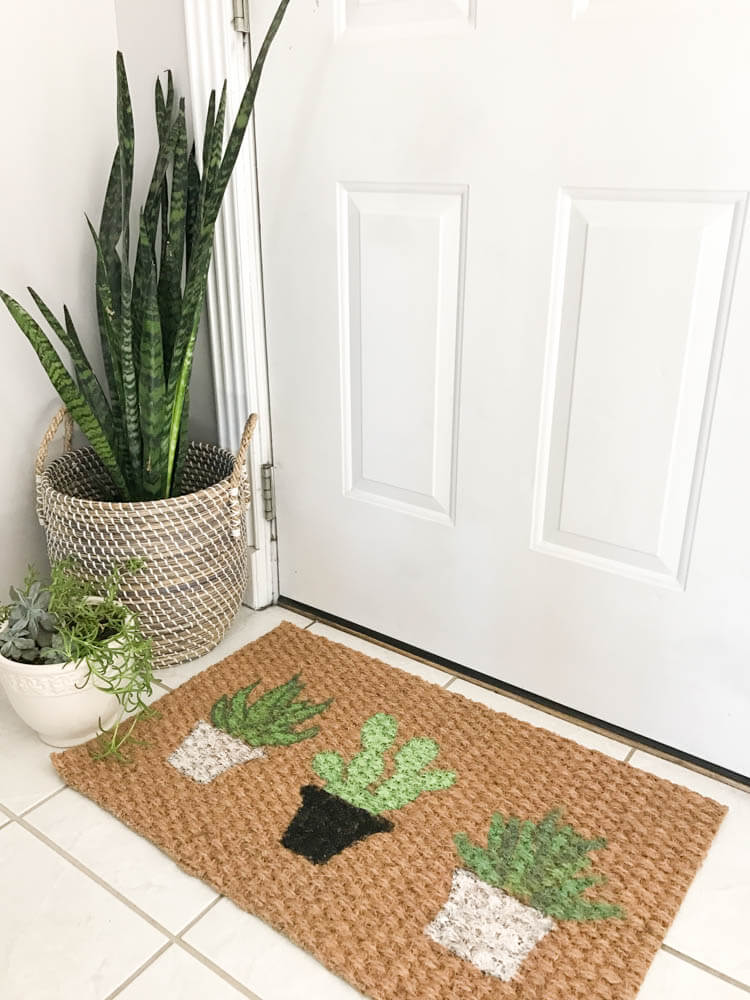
168,674,332,784
426,808,624,981
282,712,456,864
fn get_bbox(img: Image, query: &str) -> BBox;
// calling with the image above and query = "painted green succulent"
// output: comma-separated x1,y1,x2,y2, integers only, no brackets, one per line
312,712,456,816
454,808,625,922
0,0,292,501
211,675,332,749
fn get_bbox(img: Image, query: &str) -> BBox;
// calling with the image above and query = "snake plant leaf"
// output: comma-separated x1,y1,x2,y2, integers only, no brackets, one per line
26,288,113,440
173,386,190,493
115,51,134,260
118,238,142,488
201,88,217,177
165,239,214,487
86,215,125,412
96,147,125,468
204,81,227,194
185,143,201,269
138,238,168,500
114,51,142,488
155,70,174,144
88,213,141,491
0,291,129,498
159,101,188,371
205,0,292,225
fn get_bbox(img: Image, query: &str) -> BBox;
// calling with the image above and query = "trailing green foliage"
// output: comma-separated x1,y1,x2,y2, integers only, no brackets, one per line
454,809,625,922
313,712,456,816
211,674,332,748
0,560,156,763
0,0,292,501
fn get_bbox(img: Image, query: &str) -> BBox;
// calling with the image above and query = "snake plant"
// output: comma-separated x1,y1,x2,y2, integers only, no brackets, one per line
0,0,291,501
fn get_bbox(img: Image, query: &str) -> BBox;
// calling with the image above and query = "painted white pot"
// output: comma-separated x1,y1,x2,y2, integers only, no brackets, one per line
425,869,556,982
168,720,265,783
0,605,127,747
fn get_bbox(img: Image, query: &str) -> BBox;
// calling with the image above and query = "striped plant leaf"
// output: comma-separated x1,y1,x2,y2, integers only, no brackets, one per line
97,148,125,464
172,386,190,494
115,51,134,264
159,102,188,371
155,70,174,144
185,144,201,269
27,288,113,441
86,216,125,414
204,81,227,194
206,0,292,224
0,291,129,498
165,238,214,484
138,236,168,499
114,51,142,487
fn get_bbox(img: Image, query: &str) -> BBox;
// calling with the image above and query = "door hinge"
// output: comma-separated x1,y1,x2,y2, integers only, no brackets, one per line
260,463,276,521
232,0,250,33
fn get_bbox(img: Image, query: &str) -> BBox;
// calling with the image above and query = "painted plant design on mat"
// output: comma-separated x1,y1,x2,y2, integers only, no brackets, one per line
426,809,625,982
168,675,332,784
282,712,456,864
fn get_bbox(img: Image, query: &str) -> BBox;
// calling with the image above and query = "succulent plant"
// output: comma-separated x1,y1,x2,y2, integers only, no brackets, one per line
0,560,155,762
0,620,38,662
7,578,57,640
312,712,456,816
211,674,332,748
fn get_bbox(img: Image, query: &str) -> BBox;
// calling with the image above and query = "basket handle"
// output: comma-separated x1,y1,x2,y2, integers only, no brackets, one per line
36,406,73,529
36,406,73,477
228,413,258,538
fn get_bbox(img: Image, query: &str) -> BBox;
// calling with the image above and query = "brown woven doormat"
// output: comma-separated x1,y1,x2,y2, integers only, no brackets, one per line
53,622,726,1000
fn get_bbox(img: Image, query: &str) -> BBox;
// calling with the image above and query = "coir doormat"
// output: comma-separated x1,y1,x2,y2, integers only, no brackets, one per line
53,622,726,1000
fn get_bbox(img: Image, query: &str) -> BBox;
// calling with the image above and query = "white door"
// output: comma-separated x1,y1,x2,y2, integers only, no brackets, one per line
252,0,750,777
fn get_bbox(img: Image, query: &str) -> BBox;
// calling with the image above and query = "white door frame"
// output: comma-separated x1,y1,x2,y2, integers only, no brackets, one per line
183,0,277,608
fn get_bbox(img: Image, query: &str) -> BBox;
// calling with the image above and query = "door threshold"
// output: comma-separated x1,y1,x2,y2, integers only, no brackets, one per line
278,596,750,791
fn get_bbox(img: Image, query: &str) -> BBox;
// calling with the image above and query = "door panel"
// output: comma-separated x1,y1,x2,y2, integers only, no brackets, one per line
252,0,750,775
339,183,466,523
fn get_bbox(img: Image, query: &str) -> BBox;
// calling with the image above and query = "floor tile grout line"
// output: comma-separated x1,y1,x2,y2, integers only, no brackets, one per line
175,938,264,1000
661,945,750,993
13,811,177,939
20,784,67,818
175,894,224,938
12,812,264,999
624,747,636,764
102,941,172,1000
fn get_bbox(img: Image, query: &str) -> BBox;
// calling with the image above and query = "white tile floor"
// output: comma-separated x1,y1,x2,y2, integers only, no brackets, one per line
1,606,748,1000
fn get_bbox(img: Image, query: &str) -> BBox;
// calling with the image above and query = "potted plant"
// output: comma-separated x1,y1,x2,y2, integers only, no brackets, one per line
425,808,625,982
0,0,293,668
281,712,457,865
168,674,332,784
0,560,155,760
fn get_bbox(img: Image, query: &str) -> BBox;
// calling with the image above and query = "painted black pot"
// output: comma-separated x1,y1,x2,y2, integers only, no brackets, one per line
281,785,394,864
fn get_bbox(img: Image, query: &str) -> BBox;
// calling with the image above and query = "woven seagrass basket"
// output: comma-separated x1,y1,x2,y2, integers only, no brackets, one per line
35,407,257,669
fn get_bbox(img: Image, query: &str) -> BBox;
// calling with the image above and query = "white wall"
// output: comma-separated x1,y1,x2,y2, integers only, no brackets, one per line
0,1,120,593
0,0,218,594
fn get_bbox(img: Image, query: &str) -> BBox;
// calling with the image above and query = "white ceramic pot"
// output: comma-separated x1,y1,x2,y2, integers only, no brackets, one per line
0,603,127,747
